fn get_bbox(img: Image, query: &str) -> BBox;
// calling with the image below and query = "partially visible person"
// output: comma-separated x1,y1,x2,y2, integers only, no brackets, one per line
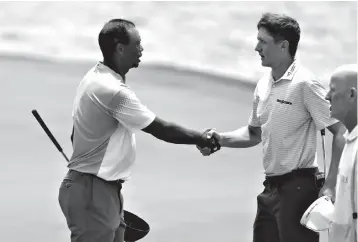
197,12,346,242
325,64,357,242
58,18,220,242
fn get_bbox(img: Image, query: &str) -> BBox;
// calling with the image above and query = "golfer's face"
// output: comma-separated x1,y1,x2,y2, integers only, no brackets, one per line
255,28,282,67
122,27,143,69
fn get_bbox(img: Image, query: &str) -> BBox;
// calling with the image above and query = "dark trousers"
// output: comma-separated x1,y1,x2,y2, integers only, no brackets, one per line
58,170,126,242
253,168,321,242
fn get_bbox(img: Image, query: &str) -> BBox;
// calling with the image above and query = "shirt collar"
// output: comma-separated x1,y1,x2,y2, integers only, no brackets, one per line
344,125,358,142
96,62,125,83
271,59,300,83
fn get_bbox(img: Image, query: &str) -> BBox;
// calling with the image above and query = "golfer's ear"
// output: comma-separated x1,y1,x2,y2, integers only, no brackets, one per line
116,43,124,54
281,40,289,51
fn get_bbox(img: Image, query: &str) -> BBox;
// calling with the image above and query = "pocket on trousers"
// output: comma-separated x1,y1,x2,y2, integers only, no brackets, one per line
58,172,88,219
58,182,71,217
58,177,78,213
60,179,73,188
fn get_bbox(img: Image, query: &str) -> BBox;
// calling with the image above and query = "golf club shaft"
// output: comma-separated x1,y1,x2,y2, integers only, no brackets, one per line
31,109,69,162
320,129,326,178
60,151,70,162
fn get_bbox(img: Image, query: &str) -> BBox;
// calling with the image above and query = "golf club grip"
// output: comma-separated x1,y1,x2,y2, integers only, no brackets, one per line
31,109,63,152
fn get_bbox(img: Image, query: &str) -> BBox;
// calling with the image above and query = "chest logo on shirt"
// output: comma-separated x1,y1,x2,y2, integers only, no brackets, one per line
276,99,292,105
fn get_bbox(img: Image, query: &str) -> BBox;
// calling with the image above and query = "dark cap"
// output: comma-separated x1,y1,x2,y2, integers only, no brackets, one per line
124,210,150,241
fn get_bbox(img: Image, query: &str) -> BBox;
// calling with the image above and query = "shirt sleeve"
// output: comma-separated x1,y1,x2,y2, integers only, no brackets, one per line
108,88,156,130
248,86,261,127
303,79,338,130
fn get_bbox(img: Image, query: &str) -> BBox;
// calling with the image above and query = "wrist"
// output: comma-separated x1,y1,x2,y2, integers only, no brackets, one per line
193,131,205,146
324,177,336,188
195,129,218,148
219,133,229,147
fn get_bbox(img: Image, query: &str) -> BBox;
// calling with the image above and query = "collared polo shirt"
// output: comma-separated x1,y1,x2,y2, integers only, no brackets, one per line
333,125,358,223
68,62,156,181
248,60,338,176
330,125,357,242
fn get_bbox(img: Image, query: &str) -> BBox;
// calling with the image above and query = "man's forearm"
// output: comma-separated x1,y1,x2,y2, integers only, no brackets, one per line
325,131,346,187
142,118,204,145
220,125,261,148
154,122,202,145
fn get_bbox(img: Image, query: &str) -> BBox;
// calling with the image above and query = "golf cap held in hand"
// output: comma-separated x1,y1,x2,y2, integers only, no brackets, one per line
124,210,150,242
300,196,334,232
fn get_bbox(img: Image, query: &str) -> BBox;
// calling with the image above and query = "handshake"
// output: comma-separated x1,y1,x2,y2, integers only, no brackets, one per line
196,129,222,156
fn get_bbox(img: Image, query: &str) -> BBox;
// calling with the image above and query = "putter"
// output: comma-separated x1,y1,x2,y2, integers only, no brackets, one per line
31,109,150,242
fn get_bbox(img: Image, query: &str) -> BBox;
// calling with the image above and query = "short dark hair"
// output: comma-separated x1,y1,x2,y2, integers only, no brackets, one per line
257,13,300,57
98,19,136,60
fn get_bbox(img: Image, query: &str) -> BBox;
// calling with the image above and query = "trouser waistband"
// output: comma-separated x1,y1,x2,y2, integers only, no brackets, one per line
264,167,319,187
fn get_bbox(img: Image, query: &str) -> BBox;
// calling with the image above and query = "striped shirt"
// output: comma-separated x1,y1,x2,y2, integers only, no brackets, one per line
248,60,338,176
68,62,156,181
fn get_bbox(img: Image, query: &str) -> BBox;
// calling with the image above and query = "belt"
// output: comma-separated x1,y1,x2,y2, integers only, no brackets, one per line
69,169,125,187
105,178,125,186
264,167,318,187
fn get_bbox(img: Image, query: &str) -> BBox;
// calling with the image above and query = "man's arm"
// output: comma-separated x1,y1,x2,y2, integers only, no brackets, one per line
197,90,262,155
320,121,346,200
219,125,262,148
218,88,262,149
108,88,219,150
142,117,219,149
302,79,346,199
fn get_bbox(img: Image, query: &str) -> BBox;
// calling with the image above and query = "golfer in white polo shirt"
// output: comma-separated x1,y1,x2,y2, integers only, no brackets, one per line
198,13,346,242
58,19,220,242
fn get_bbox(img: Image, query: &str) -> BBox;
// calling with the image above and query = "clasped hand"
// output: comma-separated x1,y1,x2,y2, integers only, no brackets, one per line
196,129,221,156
